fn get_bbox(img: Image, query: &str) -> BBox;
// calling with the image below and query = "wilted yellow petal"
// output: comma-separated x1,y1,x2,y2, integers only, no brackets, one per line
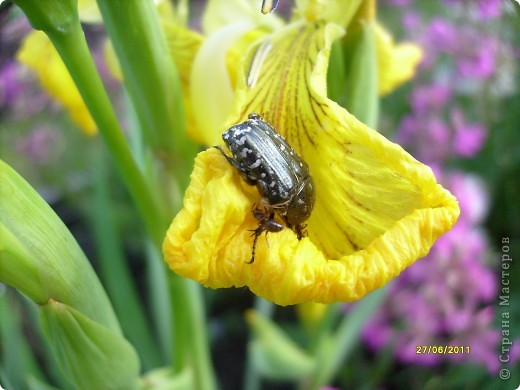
376,23,423,96
164,23,458,306
16,30,97,135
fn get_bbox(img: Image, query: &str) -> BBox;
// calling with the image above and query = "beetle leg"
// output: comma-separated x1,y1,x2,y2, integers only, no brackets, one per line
215,146,258,185
269,178,309,214
247,225,264,264
289,176,310,202
214,146,243,171
293,224,307,240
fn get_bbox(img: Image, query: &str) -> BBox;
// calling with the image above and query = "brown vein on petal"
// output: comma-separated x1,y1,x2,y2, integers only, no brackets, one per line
316,202,360,253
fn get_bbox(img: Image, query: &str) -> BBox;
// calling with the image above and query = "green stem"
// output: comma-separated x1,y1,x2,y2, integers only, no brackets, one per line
146,242,172,363
343,21,379,128
305,288,386,390
168,273,189,371
185,280,216,390
95,0,198,190
308,303,341,352
92,154,162,370
243,298,275,390
169,274,217,389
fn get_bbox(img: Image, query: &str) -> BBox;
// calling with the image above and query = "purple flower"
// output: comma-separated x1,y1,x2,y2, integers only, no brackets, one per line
402,10,421,31
477,0,502,20
396,115,451,163
445,172,489,226
384,0,414,6
509,341,520,363
451,109,487,157
0,61,25,108
419,17,499,80
15,126,59,164
440,0,502,20
456,37,497,80
396,99,487,163
411,84,452,113
425,18,458,53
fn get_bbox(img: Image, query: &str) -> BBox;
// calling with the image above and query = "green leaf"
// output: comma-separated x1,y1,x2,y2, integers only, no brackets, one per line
0,289,45,389
27,376,62,390
0,160,119,331
0,160,141,388
11,0,77,32
40,300,140,390
140,366,194,390
246,310,314,380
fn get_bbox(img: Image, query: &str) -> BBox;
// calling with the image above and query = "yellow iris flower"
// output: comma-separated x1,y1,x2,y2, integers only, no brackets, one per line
163,3,459,306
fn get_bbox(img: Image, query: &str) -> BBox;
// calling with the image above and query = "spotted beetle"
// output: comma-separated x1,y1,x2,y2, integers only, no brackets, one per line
215,113,315,263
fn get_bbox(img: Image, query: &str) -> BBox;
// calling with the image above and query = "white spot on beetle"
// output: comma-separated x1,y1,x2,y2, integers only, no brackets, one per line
250,159,262,169
233,127,251,137
240,148,251,158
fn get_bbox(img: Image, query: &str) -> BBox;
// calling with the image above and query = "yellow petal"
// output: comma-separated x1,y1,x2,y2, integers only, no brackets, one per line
16,30,97,136
163,23,459,306
162,21,204,143
376,23,423,96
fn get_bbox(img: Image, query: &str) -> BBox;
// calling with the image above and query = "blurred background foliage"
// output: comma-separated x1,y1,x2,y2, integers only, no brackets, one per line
1,0,519,389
